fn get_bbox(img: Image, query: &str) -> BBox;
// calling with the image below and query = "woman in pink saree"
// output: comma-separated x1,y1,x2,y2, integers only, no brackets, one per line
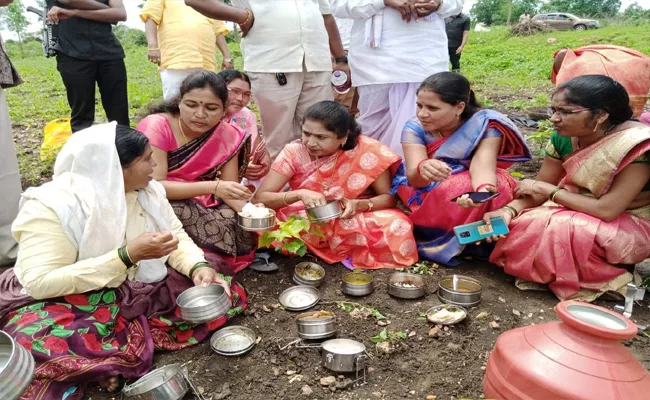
137,71,256,272
253,101,417,269
486,75,650,301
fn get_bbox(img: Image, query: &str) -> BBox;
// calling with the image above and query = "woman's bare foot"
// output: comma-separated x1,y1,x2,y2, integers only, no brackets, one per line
99,376,119,393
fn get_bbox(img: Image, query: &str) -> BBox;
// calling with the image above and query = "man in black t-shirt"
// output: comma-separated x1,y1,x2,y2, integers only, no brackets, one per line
46,0,129,132
445,13,470,72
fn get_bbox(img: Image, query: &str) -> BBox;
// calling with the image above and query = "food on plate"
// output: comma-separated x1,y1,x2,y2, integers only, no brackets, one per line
428,306,466,324
239,202,273,219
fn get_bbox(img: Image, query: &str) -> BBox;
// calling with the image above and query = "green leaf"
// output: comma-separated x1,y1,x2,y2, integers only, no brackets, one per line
68,350,78,356
21,325,42,335
370,309,386,320
37,311,48,318
93,322,111,337
76,305,97,313
283,240,305,255
32,340,51,356
258,232,275,248
379,329,388,340
7,314,20,326
102,290,116,304
77,327,90,334
88,293,102,306
159,316,172,326
296,244,308,257
188,337,198,344
51,328,75,338
102,343,117,351
510,171,525,179
311,225,326,239
176,322,191,331
28,302,45,311
39,318,56,327
108,305,119,319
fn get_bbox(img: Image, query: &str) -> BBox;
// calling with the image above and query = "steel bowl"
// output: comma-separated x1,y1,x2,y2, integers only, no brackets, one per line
122,364,189,400
387,272,426,299
321,339,366,373
341,272,374,297
176,284,231,325
306,200,342,222
425,304,468,326
0,330,35,400
278,286,320,311
293,262,326,287
438,275,482,307
237,210,277,232
296,311,337,340
210,326,257,356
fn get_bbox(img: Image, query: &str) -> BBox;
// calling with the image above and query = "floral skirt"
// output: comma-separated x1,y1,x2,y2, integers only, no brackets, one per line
0,268,247,400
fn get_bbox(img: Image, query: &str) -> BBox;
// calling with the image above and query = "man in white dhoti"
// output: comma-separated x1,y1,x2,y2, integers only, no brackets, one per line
0,2,23,266
330,0,464,156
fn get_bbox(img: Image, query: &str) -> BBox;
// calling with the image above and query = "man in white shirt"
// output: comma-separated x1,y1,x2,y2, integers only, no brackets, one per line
333,13,359,115
185,0,349,158
331,0,464,156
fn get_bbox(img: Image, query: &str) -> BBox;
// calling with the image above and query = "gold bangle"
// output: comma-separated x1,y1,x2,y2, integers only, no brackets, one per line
551,188,565,203
282,191,290,206
239,8,252,26
213,179,221,197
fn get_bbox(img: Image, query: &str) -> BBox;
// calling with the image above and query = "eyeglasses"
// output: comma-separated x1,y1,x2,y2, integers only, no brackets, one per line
227,87,252,98
547,107,592,117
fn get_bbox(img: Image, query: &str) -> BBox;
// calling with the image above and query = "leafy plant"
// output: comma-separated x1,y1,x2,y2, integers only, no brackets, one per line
528,119,555,156
397,261,437,276
371,328,408,343
336,301,386,320
258,214,324,257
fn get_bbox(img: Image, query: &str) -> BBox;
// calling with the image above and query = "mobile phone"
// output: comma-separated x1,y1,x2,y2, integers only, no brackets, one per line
276,73,287,86
450,191,500,203
453,217,509,245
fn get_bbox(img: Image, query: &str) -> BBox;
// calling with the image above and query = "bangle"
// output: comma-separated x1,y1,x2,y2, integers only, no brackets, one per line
283,191,290,206
147,47,159,51
366,199,374,212
476,183,497,192
213,179,221,197
239,8,252,26
417,159,427,177
502,205,519,218
190,262,213,278
550,188,565,203
118,246,135,268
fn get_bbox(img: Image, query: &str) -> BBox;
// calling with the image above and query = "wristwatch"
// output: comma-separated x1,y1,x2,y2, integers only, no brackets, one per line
335,56,348,64
223,58,233,64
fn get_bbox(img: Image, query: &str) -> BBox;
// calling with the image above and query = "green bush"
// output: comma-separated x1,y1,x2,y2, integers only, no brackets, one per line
113,24,148,47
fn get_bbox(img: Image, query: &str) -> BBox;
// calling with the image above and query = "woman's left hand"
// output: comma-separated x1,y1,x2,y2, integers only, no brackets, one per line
192,267,232,298
340,198,360,219
515,179,542,198
456,194,482,209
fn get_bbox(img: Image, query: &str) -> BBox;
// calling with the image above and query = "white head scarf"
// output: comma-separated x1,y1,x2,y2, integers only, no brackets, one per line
20,122,171,283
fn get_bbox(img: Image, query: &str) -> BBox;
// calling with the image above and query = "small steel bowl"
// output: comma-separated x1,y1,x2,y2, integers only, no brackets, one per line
176,285,231,325
341,272,374,297
438,275,482,307
210,326,257,356
425,304,468,326
306,200,342,222
237,210,277,232
387,272,426,299
0,330,35,400
296,311,337,340
122,364,189,400
293,262,326,287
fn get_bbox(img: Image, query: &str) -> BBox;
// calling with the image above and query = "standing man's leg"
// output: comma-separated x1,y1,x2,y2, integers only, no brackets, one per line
57,53,97,132
294,70,333,138
0,87,21,265
160,69,203,101
249,72,303,159
385,82,420,157
356,83,393,143
448,47,461,72
97,58,130,127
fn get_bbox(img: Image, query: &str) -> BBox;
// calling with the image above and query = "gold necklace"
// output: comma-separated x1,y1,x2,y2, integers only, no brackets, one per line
320,151,340,192
178,118,190,145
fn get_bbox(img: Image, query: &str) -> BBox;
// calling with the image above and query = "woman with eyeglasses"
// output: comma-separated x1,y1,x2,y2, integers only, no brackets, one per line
137,71,257,273
218,70,271,190
485,75,650,302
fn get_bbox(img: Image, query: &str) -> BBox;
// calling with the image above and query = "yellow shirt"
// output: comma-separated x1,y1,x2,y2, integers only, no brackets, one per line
12,192,206,300
140,0,230,71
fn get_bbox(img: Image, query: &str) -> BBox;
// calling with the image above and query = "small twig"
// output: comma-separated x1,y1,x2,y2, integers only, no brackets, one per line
279,338,300,351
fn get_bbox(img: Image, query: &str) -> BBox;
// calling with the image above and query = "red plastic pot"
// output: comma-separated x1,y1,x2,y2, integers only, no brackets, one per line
484,300,650,399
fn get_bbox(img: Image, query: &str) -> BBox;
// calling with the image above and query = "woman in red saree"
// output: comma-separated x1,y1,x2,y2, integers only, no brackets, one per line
137,71,256,272
486,75,650,301
0,124,246,400
391,72,531,265
252,101,417,269
552,45,650,117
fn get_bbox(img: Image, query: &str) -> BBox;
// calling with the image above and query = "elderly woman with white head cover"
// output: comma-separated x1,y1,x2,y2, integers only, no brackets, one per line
0,123,247,400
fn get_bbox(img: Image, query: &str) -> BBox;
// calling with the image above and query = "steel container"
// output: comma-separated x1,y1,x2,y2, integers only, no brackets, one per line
438,275,482,307
0,330,35,400
176,285,231,325
387,273,426,299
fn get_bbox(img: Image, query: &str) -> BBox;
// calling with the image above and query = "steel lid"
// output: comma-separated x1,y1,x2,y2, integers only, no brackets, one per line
279,286,320,311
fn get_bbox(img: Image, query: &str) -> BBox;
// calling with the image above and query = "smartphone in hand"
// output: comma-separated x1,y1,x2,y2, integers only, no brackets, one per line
453,217,509,245
450,191,500,203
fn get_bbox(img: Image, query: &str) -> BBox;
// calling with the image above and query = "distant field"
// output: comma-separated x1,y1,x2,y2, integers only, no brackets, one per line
4,21,650,187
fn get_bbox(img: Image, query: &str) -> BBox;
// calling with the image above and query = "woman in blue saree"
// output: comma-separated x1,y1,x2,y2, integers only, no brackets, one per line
392,72,532,265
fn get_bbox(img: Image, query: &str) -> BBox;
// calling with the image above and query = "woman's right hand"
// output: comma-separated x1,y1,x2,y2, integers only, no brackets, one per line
419,159,452,182
480,208,513,243
127,232,179,263
298,190,327,209
215,181,253,201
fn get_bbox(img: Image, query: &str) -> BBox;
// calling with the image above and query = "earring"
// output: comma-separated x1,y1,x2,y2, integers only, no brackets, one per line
593,120,601,133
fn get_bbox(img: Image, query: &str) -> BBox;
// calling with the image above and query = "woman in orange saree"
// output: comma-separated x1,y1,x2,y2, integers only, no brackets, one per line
552,45,650,117
486,75,650,301
253,101,418,269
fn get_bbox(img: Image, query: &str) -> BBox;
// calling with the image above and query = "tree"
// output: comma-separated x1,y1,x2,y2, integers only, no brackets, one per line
624,2,650,19
541,0,621,17
471,0,540,26
1,0,30,54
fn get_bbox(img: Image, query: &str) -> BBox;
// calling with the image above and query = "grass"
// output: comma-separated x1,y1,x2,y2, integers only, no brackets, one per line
4,22,650,187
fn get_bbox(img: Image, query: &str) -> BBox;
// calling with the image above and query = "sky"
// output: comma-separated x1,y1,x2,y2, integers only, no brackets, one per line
1,0,649,40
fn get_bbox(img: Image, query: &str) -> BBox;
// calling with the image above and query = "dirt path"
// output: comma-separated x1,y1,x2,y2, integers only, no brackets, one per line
88,255,650,400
